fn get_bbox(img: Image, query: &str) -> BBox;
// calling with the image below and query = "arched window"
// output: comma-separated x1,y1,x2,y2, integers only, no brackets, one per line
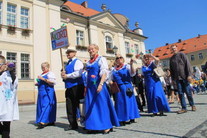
105,36,113,50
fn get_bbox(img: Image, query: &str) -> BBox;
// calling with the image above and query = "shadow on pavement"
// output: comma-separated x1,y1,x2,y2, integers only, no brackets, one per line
183,120,207,138
194,102,207,105
115,127,180,137
27,120,87,134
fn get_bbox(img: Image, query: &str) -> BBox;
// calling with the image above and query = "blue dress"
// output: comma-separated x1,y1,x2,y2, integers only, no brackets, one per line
142,62,170,113
36,72,57,124
84,56,120,130
112,65,140,122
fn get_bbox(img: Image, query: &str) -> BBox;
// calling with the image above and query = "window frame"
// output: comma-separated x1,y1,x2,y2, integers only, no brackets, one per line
191,55,195,61
20,7,29,28
198,53,203,59
134,44,139,55
7,3,17,26
20,53,30,79
105,36,113,50
0,1,2,24
6,52,17,74
125,41,130,54
76,30,84,46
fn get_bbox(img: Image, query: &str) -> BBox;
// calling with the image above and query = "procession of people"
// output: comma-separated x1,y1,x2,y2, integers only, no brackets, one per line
2,43,207,137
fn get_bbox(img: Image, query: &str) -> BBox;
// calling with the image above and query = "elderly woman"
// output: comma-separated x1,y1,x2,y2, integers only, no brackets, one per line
142,54,170,116
35,62,56,129
84,44,119,134
111,54,140,126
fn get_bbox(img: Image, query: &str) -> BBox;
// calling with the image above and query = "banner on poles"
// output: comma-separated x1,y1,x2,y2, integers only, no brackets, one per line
50,26,69,50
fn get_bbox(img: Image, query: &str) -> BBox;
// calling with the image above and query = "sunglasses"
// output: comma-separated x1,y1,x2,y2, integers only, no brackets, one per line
0,63,5,66
116,57,123,60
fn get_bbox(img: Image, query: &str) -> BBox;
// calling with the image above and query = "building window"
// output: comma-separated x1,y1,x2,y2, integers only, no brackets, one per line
76,30,84,46
21,53,30,79
191,55,195,61
198,53,203,59
134,44,139,54
125,42,130,54
162,60,167,67
20,7,29,28
105,36,113,50
0,1,2,24
7,52,17,73
7,4,16,26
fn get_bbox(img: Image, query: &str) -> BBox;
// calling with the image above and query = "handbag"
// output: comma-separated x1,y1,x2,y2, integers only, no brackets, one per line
126,88,133,97
110,82,120,94
153,66,165,77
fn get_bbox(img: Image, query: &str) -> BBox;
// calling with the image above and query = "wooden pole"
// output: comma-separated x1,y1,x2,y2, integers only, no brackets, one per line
60,48,65,71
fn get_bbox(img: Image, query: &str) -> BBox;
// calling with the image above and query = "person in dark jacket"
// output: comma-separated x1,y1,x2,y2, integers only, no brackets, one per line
132,71,145,112
202,61,207,74
170,44,196,114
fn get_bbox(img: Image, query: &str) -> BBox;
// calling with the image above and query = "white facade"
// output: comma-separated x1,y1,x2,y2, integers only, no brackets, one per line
0,0,147,104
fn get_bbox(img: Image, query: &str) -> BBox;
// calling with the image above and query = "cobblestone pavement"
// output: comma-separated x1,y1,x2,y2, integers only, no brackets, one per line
10,93,207,138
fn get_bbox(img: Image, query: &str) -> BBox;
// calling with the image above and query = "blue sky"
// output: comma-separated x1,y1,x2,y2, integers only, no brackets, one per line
68,0,207,51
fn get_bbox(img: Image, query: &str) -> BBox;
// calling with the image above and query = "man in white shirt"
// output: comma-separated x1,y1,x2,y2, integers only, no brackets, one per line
61,47,84,130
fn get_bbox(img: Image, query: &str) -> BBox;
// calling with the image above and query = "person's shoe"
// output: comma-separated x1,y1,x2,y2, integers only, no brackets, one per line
125,121,131,125
47,122,55,126
64,126,78,131
177,109,187,114
130,119,136,123
37,123,47,129
159,112,167,116
151,113,156,117
192,106,196,111
119,121,125,126
102,128,112,134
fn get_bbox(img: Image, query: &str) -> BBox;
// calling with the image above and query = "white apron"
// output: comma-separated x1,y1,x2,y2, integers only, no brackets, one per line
0,71,19,121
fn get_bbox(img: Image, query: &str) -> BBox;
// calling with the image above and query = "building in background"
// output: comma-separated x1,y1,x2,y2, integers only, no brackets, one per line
61,1,147,68
153,34,207,70
0,0,147,104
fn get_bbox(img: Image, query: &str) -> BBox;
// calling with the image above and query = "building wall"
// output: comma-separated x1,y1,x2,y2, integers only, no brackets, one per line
161,49,207,71
0,0,34,104
0,0,146,104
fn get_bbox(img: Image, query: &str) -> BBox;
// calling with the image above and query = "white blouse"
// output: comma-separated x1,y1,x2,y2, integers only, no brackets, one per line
66,57,83,79
41,71,56,85
87,56,109,77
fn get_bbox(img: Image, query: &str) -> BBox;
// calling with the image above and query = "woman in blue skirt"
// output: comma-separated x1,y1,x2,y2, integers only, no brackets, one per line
84,44,119,134
141,54,170,116
111,54,140,126
35,62,57,129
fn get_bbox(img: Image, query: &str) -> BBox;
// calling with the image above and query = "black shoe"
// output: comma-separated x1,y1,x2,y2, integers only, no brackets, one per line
37,123,46,129
64,126,78,131
125,121,131,125
151,113,158,117
102,128,112,134
159,112,167,116
47,122,55,126
130,119,136,123
87,130,99,134
119,121,125,126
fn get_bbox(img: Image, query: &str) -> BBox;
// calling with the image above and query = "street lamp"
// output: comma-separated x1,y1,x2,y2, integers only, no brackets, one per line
113,45,118,55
